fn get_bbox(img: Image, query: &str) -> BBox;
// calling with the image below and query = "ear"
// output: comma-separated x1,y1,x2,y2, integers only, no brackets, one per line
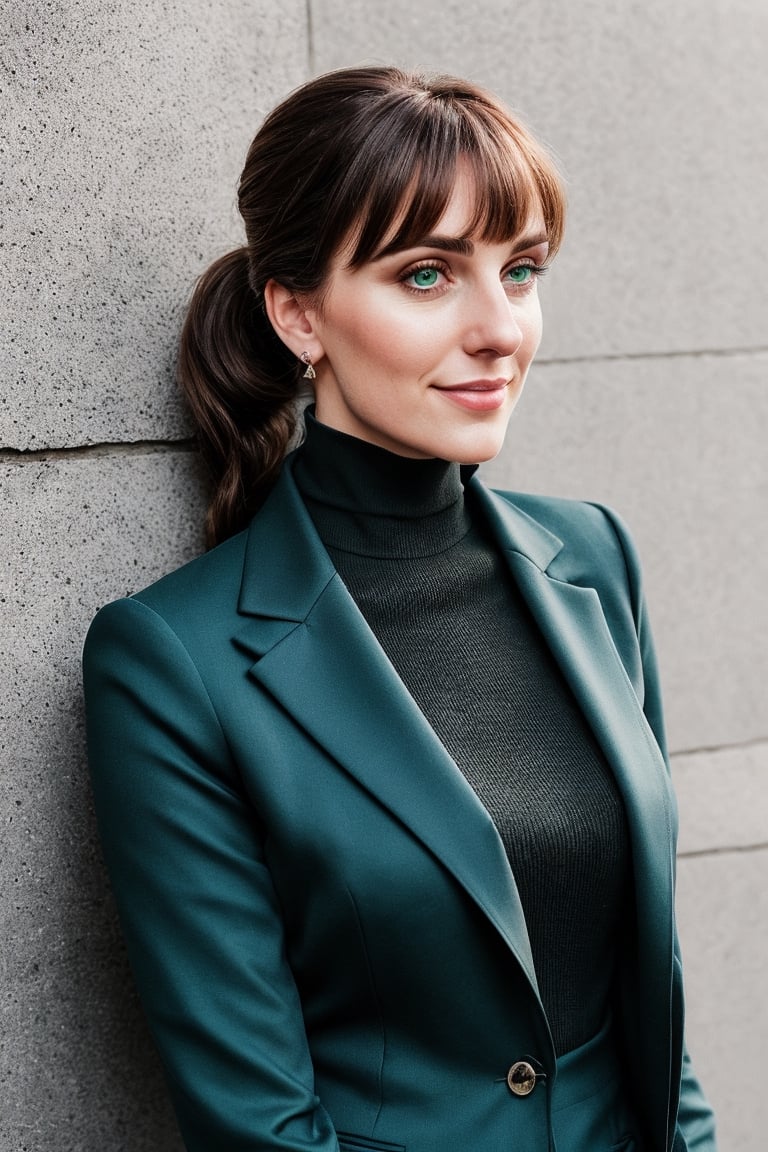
263,279,325,363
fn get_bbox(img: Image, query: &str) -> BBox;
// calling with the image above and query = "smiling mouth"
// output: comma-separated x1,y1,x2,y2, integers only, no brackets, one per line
436,378,510,393
433,379,511,412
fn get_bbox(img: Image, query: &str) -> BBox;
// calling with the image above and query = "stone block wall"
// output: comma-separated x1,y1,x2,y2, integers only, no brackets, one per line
3,2,765,1147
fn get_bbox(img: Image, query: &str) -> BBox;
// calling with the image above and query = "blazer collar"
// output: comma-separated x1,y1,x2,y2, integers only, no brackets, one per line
237,456,564,619
238,454,336,624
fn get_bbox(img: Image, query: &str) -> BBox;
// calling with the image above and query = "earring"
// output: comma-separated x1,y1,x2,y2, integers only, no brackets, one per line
300,352,316,380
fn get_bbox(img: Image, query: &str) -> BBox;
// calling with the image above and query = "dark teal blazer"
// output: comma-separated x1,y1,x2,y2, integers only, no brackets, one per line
83,456,717,1152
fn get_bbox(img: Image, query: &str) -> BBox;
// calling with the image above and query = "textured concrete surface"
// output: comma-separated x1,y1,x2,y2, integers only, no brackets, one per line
674,742,768,856
481,351,768,755
1,451,204,1150
312,0,768,361
673,743,768,1149
2,0,307,451
4,1,766,1148
676,849,768,1152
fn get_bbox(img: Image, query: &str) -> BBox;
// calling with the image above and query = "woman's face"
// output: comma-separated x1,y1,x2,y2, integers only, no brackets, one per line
305,168,549,463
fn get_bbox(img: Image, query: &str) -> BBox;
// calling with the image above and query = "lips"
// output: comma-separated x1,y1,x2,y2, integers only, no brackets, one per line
438,378,509,392
433,378,510,412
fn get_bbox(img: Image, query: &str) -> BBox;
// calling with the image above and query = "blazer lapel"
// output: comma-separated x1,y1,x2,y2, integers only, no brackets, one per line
471,481,677,1135
470,481,676,975
235,459,542,1000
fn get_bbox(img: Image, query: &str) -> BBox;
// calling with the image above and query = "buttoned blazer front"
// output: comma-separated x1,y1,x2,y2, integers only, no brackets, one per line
83,455,717,1152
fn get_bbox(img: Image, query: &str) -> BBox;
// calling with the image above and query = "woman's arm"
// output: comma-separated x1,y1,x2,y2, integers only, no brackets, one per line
83,596,339,1152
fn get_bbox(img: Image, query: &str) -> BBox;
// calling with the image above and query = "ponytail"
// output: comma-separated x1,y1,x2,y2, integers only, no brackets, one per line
177,248,298,548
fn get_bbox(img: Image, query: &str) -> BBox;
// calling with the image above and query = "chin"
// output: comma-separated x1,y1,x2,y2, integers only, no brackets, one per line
432,423,511,465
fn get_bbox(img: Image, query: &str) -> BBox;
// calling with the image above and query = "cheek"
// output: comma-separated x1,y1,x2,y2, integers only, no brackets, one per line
332,309,434,379
527,298,544,351
328,305,397,364
512,303,543,371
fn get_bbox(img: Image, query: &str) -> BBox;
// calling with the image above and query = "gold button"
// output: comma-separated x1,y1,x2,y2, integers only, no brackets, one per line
507,1060,537,1096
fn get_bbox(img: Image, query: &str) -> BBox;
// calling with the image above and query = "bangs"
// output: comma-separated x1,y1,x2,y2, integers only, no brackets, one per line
325,84,566,268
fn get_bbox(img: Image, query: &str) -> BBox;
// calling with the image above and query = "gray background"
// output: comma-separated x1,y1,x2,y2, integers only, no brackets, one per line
2,1,766,1148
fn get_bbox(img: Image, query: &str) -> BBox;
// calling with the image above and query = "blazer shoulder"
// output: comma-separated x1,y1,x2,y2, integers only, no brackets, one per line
88,526,250,646
493,487,610,535
491,488,638,583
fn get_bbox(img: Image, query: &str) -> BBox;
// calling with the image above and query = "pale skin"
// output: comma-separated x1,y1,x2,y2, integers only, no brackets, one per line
265,167,550,465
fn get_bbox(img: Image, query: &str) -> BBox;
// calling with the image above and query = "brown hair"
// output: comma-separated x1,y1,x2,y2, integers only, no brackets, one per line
178,66,566,547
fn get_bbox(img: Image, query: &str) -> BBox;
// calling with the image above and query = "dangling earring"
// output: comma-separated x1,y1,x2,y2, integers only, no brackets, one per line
300,352,316,380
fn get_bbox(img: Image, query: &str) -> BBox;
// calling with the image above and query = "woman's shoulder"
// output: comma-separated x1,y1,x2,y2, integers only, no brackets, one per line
86,524,251,652
492,488,627,543
486,486,643,601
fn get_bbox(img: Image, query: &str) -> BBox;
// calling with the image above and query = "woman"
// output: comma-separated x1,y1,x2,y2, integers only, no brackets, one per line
83,67,717,1152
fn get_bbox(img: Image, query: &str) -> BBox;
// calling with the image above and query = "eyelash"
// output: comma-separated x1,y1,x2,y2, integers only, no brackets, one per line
398,258,550,296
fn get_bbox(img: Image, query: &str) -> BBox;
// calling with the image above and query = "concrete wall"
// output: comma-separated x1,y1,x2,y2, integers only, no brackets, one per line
3,1,765,1147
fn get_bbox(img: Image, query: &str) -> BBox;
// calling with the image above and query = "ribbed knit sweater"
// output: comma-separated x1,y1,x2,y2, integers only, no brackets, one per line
294,411,630,1056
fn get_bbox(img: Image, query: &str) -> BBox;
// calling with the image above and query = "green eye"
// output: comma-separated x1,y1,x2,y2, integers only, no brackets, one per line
410,267,440,288
507,265,533,284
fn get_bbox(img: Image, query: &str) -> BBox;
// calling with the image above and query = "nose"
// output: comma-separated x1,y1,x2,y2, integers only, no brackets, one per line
462,280,525,359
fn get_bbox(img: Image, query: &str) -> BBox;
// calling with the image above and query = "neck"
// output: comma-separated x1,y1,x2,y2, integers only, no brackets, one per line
293,408,474,558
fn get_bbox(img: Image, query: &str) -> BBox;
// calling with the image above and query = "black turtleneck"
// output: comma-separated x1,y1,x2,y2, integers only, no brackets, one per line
294,410,630,1057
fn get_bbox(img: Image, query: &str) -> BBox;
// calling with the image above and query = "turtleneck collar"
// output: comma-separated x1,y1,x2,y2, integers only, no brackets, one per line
293,407,474,558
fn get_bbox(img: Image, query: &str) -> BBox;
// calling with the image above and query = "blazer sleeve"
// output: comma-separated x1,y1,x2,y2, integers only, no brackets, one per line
83,595,339,1152
596,505,718,1152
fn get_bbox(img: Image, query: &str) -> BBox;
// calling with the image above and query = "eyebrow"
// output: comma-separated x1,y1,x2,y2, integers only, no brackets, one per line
373,231,550,261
